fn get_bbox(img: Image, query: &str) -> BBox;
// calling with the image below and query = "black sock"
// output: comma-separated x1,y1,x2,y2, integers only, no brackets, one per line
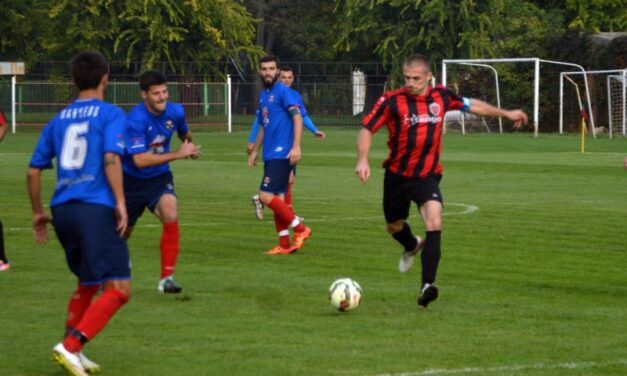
421,230,441,285
0,219,7,263
391,222,418,252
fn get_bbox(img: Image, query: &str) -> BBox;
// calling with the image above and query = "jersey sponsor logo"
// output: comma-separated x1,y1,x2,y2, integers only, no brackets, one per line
165,119,174,130
406,113,443,126
269,95,275,103
429,102,441,116
130,137,145,149
149,135,166,154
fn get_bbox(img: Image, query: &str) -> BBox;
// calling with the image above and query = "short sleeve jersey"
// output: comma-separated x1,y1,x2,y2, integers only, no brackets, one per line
29,98,126,208
362,85,470,178
123,102,189,178
257,82,301,161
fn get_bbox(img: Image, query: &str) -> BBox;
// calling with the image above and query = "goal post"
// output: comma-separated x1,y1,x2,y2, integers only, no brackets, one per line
607,74,627,138
441,58,594,137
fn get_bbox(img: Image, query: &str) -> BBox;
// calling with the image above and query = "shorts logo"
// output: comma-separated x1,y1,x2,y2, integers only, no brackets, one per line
167,183,174,190
429,102,441,116
432,193,439,198
165,120,174,130
263,176,271,187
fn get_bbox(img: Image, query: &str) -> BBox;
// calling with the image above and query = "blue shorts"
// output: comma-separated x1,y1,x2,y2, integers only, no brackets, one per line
124,171,176,226
52,202,131,285
260,159,294,195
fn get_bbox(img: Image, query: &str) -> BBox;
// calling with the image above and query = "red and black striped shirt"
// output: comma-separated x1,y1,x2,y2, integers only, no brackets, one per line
362,85,467,179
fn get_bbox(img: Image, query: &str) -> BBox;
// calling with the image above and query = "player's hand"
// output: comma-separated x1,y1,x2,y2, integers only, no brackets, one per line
288,146,301,165
315,131,326,140
507,110,528,129
248,150,258,167
190,144,202,160
178,139,200,159
32,212,51,244
114,202,128,237
355,161,370,183
246,142,254,155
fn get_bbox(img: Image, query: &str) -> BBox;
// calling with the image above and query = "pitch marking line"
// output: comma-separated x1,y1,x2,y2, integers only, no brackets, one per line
375,359,627,376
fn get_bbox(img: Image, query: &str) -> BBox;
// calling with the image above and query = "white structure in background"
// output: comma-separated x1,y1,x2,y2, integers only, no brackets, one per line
0,62,25,133
352,69,365,116
559,69,627,136
441,58,594,137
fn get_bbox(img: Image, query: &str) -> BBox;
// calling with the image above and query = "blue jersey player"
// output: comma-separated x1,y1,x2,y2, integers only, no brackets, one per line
247,66,325,221
248,56,312,255
122,70,200,294
27,51,131,376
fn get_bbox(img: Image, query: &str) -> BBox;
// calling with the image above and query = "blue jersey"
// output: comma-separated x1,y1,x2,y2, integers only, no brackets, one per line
29,98,126,208
248,87,318,143
257,82,301,160
123,102,189,178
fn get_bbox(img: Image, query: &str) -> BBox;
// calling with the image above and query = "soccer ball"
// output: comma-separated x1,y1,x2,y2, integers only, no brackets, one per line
328,278,363,312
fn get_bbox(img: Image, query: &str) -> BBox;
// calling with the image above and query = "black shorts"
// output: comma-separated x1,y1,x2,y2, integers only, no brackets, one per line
124,171,176,226
52,202,131,285
260,159,294,194
383,170,443,223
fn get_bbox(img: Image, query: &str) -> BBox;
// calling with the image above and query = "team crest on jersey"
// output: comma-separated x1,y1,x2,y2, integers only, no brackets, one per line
429,102,441,116
165,119,174,130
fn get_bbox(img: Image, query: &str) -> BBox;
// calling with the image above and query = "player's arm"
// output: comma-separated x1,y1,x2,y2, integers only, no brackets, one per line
104,152,127,236
288,106,303,165
247,117,261,155
303,115,325,139
248,125,264,167
132,141,199,168
26,167,51,243
355,128,372,183
178,130,193,143
468,98,528,128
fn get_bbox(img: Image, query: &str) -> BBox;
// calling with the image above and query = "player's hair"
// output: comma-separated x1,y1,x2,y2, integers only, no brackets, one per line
404,54,431,71
279,65,293,73
260,55,279,67
69,51,109,91
139,70,167,92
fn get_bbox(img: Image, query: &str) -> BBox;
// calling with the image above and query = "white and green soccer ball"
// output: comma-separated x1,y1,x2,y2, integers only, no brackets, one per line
328,278,363,312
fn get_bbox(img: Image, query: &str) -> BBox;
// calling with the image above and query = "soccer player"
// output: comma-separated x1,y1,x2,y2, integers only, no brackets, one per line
247,65,325,220
27,51,131,375
123,70,200,294
248,55,312,255
0,109,9,271
355,54,527,307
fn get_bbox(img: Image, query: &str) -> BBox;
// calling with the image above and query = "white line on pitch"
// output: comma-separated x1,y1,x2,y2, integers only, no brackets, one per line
375,359,627,376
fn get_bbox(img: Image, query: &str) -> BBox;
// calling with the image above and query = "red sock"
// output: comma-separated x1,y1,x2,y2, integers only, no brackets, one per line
64,288,129,352
160,221,180,279
268,197,295,224
274,213,291,248
65,284,100,333
285,184,293,208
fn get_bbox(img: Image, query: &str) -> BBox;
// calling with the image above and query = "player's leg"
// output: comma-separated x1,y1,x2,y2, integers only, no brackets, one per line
416,199,442,307
52,203,131,374
153,193,182,293
0,219,9,271
382,171,421,272
258,160,309,253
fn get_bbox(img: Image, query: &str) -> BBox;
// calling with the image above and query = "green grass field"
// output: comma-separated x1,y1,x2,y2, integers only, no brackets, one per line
1,129,626,375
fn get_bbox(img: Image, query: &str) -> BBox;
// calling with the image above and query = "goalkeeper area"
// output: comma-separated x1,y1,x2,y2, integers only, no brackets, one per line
2,129,626,375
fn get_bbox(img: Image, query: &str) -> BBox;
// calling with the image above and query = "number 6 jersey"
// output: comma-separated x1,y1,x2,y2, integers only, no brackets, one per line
29,98,126,208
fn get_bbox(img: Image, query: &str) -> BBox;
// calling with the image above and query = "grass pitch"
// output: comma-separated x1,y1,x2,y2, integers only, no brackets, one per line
1,129,626,375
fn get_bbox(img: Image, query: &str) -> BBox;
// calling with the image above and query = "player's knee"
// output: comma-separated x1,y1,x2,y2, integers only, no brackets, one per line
258,192,275,205
424,217,441,231
386,221,404,234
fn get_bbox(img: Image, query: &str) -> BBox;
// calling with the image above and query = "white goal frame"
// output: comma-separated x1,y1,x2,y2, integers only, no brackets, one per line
559,69,627,135
607,74,627,137
442,58,594,137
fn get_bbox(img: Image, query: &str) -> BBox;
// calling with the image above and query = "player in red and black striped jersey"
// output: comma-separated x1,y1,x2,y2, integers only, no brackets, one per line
0,109,8,271
356,54,527,308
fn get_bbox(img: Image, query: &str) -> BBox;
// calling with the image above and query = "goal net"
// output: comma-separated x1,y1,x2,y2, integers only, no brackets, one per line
607,74,627,137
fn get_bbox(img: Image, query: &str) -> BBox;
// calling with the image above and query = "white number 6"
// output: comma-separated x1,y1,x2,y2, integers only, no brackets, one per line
60,122,89,169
